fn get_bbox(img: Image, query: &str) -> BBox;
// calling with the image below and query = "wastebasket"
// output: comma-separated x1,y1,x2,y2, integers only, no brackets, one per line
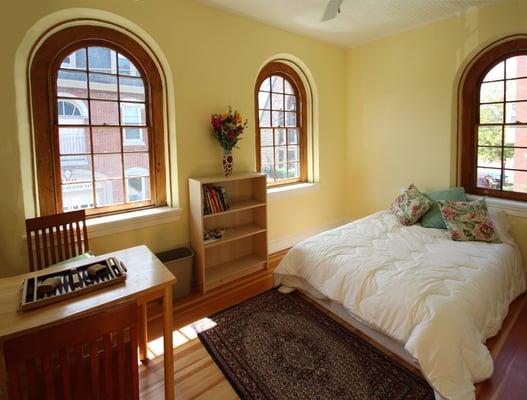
156,247,194,299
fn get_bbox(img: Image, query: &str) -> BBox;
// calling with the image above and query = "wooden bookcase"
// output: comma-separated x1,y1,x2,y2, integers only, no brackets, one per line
189,173,268,293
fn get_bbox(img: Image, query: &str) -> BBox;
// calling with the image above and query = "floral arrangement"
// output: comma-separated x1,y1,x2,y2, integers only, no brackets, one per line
211,106,248,151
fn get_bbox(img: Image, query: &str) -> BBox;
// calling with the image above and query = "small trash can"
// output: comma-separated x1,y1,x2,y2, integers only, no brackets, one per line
156,247,194,299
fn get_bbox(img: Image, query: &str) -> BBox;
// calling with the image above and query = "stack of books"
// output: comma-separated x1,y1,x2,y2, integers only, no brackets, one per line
203,185,229,215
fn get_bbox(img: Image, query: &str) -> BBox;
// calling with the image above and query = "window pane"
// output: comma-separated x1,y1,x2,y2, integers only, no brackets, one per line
477,168,501,189
477,146,502,168
285,112,297,127
119,77,145,102
94,154,122,180
285,95,296,111
57,99,89,125
62,183,93,211
275,129,286,145
258,91,271,110
121,102,146,125
503,170,527,192
259,77,271,92
506,78,527,101
88,47,117,74
272,93,284,110
504,147,527,170
260,147,273,164
124,153,150,177
284,80,294,95
57,70,88,98
261,165,274,182
477,125,502,146
118,54,140,77
95,180,124,206
506,101,527,123
506,56,527,79
505,126,527,146
60,155,93,183
480,103,504,124
260,129,273,146
287,128,298,144
126,177,150,202
288,145,299,162
91,100,119,125
480,81,504,103
275,163,287,180
89,73,118,100
59,127,90,155
123,128,148,151
288,162,300,178
270,76,283,92
483,62,504,82
275,146,286,163
272,111,284,127
259,110,270,127
60,49,87,71
93,127,121,153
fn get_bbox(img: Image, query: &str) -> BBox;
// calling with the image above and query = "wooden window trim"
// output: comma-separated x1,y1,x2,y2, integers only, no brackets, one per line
30,25,166,217
254,61,308,187
460,37,527,202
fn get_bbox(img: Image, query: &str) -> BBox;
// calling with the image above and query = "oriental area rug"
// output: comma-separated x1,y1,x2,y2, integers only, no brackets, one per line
195,290,434,400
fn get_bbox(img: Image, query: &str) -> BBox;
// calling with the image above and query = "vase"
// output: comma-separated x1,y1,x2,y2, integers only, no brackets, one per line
223,149,233,176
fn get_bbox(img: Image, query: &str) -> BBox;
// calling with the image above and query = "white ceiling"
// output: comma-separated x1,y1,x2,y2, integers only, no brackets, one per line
197,0,504,48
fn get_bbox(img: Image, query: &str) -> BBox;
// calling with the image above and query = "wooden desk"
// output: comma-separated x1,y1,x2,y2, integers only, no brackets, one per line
0,245,176,400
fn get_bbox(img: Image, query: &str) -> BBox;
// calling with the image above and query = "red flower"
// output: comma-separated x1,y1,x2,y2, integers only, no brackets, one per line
211,116,222,130
228,130,236,139
441,207,457,221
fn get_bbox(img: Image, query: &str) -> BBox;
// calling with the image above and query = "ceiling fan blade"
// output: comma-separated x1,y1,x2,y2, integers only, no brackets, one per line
321,0,343,22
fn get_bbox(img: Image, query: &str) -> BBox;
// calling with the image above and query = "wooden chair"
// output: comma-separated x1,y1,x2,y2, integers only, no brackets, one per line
4,301,139,400
25,210,89,271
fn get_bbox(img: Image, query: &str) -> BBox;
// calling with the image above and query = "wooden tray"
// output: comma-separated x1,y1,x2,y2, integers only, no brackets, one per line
19,257,127,312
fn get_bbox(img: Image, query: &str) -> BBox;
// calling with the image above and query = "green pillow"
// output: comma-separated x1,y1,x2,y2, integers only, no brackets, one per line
420,187,466,229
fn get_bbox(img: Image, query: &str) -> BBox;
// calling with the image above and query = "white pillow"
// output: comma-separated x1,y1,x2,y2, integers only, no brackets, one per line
488,208,516,245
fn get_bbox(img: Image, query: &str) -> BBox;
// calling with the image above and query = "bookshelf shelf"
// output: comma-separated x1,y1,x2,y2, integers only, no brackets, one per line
203,199,265,219
189,173,268,293
204,224,266,248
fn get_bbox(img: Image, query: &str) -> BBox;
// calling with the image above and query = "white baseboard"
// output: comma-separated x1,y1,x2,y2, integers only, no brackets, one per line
268,218,353,254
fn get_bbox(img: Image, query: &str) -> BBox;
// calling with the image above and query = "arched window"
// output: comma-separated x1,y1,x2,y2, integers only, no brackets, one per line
460,37,527,201
255,62,307,186
30,25,165,216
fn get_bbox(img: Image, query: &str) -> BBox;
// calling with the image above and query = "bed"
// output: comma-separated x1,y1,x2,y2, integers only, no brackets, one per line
274,210,526,400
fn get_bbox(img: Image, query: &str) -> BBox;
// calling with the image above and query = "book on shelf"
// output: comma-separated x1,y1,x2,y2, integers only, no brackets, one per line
203,185,230,215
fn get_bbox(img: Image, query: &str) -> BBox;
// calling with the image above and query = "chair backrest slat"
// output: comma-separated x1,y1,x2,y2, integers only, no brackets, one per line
25,210,90,271
4,301,138,400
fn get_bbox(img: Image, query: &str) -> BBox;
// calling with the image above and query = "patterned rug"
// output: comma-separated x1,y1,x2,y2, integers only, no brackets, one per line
196,290,434,400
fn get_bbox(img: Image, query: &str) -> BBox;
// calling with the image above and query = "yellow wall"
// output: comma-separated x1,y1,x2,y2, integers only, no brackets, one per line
345,0,527,263
0,0,348,276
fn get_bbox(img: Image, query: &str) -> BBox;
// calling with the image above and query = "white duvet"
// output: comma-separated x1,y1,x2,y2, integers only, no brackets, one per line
274,210,526,400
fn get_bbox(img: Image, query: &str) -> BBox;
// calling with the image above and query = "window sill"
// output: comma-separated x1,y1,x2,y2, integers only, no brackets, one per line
467,194,527,218
86,207,183,238
267,182,320,200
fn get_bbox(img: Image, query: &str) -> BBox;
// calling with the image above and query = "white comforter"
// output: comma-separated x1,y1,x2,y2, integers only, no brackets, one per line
274,210,525,400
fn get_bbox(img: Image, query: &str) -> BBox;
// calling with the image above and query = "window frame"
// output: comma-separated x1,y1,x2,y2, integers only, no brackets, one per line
254,61,308,187
30,25,166,217
460,37,527,202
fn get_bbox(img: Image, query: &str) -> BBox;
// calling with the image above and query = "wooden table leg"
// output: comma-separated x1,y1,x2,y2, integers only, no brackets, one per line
138,303,148,362
162,286,174,400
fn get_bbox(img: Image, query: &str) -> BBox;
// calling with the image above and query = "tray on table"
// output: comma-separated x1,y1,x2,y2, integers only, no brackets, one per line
19,257,127,312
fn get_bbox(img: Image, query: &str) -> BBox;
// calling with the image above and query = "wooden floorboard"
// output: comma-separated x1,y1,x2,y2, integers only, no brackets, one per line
140,290,527,400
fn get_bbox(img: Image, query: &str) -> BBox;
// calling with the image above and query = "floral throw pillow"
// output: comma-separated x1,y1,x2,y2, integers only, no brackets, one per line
390,184,432,226
437,199,500,243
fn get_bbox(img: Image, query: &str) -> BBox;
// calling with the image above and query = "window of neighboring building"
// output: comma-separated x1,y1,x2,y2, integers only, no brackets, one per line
255,62,307,186
30,25,166,216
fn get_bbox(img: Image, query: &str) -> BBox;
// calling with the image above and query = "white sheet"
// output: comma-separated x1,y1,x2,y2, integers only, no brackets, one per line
274,210,526,400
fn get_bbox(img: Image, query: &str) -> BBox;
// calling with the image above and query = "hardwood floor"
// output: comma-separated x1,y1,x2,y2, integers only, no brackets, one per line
140,290,527,399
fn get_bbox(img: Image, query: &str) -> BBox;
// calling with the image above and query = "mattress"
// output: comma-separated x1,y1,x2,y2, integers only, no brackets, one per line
274,210,526,400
